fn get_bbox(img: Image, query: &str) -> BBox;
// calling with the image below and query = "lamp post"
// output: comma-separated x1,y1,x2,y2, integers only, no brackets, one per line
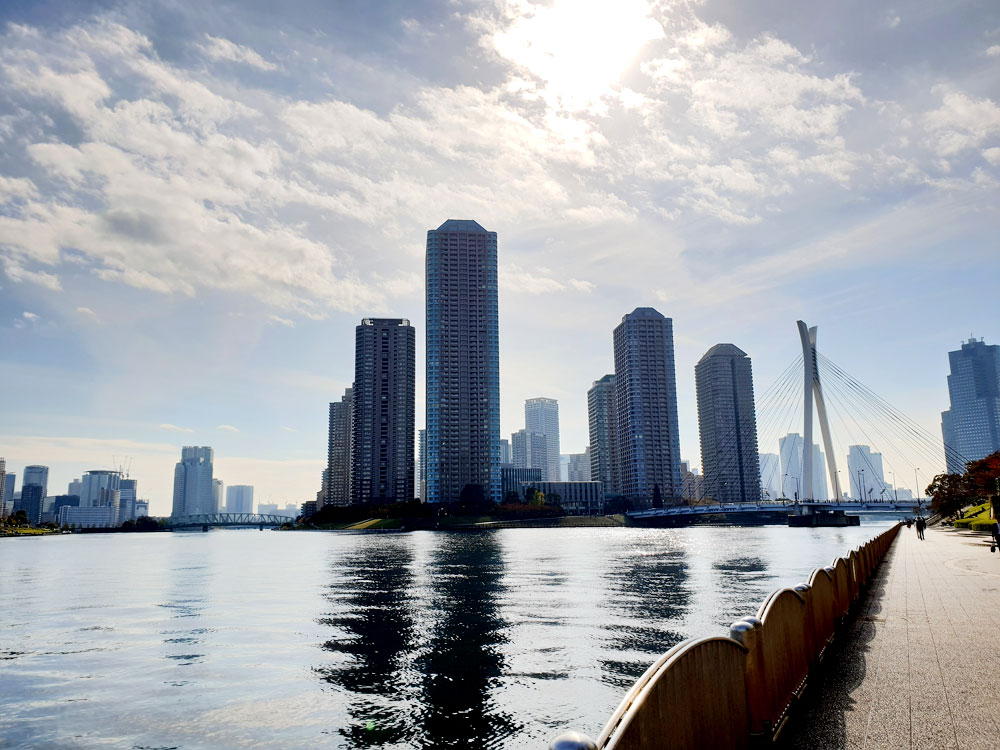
915,468,921,512
793,475,799,502
890,472,898,503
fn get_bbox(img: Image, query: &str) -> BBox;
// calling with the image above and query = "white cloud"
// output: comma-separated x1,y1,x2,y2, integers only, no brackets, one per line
925,87,1000,156
983,147,1000,165
75,306,99,320
159,423,194,433
888,15,902,30
267,314,295,328
987,45,1000,57
200,34,278,71
216,424,240,433
22,311,39,321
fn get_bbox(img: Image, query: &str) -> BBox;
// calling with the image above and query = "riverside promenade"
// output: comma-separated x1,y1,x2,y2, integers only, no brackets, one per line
779,525,1000,749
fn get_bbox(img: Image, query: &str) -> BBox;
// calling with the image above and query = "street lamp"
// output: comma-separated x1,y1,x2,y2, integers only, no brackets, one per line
915,468,921,511
890,472,898,503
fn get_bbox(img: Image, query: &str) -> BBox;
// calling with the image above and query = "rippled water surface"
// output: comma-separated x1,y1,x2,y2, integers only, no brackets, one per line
0,523,893,748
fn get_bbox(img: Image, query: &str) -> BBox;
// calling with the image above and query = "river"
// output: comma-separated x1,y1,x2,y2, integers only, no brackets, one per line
0,521,896,748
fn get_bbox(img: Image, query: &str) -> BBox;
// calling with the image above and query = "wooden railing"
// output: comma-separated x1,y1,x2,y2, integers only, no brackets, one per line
548,523,901,750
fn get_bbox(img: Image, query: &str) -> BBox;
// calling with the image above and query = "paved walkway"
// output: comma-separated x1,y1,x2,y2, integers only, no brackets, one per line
780,524,1000,750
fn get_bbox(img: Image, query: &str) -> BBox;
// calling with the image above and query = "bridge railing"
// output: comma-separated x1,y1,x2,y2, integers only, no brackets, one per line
549,522,901,750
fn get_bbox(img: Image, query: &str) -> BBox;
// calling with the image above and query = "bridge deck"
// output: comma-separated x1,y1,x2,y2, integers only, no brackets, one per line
779,525,1000,749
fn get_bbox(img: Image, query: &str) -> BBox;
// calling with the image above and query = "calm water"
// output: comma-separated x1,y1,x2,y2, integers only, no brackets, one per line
0,522,895,749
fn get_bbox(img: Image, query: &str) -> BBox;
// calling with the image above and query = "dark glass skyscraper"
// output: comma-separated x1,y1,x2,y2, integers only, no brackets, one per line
941,337,1000,474
613,308,682,505
695,344,760,503
425,219,500,503
351,317,415,503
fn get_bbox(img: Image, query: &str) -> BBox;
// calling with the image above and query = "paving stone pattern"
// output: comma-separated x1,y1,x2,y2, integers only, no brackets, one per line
780,525,1000,750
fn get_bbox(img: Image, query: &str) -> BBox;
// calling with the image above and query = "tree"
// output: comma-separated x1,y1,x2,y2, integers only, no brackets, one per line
503,491,520,504
927,472,973,517
966,451,1000,498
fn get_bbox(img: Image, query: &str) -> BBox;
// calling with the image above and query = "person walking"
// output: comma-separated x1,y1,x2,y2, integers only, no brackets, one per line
916,516,926,540
991,519,1000,553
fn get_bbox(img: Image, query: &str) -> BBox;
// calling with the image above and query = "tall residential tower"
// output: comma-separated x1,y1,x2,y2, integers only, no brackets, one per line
588,374,619,496
352,317,416,503
524,397,560,481
425,219,501,503
171,447,214,516
613,308,683,505
695,344,760,503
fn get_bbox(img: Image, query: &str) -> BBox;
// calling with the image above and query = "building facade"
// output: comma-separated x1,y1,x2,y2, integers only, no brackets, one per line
418,429,427,502
81,470,122,522
2,471,14,516
498,438,511,466
326,387,353,506
119,478,138,523
171,447,214,517
17,483,44,524
511,429,548,474
226,485,254,514
501,466,542,500
425,219,501,503
588,374,619,496
59,506,116,528
567,450,592,482
941,337,1000,474
525,397,560,481
847,445,887,501
695,344,761,504
23,465,49,498
520,481,604,515
759,453,781,500
352,318,416,504
613,308,683,506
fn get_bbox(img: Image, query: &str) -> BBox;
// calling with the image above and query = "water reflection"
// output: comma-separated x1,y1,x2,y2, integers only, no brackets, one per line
600,534,690,687
316,536,416,747
417,532,517,749
160,555,210,669
713,556,770,624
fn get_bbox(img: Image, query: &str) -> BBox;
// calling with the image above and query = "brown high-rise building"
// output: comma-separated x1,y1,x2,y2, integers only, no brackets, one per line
351,318,415,504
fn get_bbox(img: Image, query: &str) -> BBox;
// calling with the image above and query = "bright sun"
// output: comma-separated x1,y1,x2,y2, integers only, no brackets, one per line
492,0,664,111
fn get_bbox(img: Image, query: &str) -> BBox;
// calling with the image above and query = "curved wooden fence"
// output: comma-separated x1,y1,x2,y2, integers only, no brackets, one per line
549,523,901,750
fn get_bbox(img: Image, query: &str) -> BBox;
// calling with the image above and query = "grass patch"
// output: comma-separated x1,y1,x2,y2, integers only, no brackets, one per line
1,527,57,536
953,502,992,529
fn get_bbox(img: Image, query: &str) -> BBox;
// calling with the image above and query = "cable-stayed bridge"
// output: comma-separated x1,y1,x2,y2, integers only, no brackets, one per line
694,320,968,509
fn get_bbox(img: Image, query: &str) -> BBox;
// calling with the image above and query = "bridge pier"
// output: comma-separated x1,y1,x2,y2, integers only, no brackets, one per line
202,524,209,532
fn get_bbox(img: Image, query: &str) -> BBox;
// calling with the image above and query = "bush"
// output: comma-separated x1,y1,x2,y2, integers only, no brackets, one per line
970,518,998,532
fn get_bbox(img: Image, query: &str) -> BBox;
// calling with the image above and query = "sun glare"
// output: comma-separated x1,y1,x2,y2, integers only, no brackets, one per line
492,0,664,111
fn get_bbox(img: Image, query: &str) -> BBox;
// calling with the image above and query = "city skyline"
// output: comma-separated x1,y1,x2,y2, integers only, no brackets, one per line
1,1,998,513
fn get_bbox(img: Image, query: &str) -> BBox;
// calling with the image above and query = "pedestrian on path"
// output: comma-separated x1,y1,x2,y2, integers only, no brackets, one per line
991,519,1000,553
916,516,926,540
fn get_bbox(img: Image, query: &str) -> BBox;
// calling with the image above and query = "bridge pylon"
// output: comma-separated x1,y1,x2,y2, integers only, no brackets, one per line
797,321,843,501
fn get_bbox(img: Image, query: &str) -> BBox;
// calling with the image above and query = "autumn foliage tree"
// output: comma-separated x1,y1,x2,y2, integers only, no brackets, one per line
927,473,972,517
928,451,1000,517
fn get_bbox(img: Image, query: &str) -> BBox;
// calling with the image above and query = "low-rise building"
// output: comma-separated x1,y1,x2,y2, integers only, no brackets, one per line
520,481,604,515
501,466,542,501
60,506,116,528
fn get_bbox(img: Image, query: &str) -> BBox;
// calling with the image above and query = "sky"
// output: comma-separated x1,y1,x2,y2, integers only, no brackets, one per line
0,0,998,515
